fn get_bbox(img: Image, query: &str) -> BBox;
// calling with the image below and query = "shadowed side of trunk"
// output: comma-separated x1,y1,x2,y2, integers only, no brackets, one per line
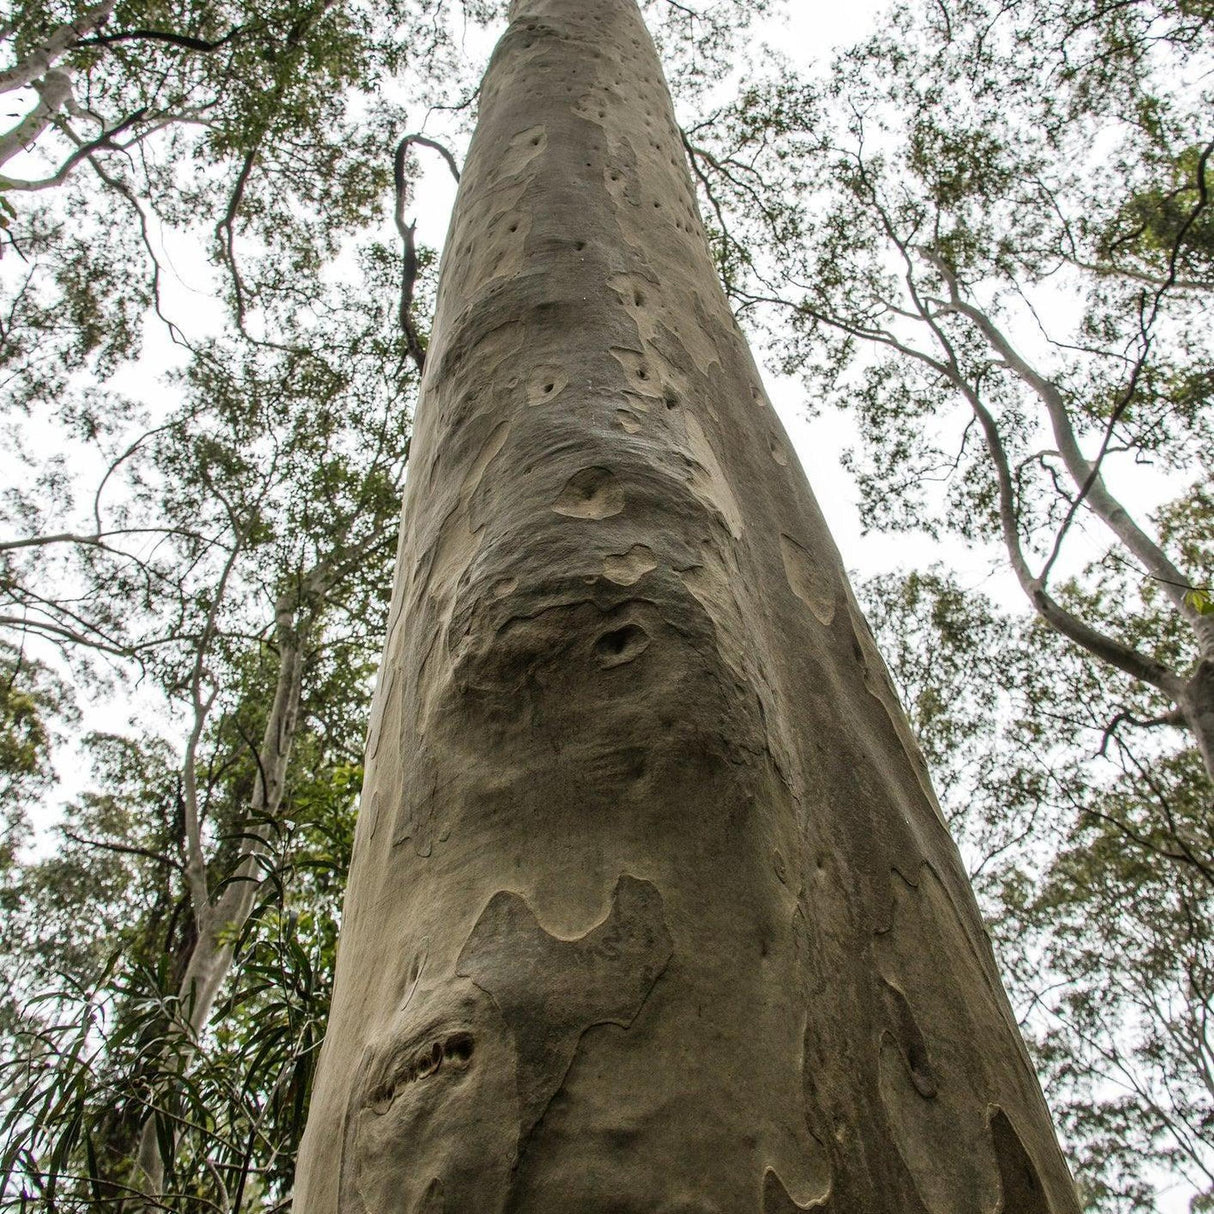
293,2,1080,1210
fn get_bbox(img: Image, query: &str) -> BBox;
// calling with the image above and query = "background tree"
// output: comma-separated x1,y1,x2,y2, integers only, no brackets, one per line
1,249,415,1205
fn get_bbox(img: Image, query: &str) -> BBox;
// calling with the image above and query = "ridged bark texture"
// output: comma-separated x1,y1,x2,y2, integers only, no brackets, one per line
294,2,1080,1210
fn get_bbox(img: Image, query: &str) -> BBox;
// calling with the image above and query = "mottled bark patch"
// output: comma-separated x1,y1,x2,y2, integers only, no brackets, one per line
763,1167,829,1212
603,544,658,585
683,413,743,538
341,982,519,1214
457,874,673,1158
779,534,835,625
552,466,625,518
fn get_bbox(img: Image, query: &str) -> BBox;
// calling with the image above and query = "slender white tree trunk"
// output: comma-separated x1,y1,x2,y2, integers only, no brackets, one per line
1183,659,1214,782
133,596,308,1194
294,2,1080,1209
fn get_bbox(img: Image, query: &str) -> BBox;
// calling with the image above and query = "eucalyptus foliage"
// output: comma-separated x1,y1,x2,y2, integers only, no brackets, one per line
688,0,1213,775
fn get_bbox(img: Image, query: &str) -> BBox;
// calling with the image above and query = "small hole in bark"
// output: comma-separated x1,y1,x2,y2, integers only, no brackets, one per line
664,389,679,409
634,290,646,306
595,624,650,667
575,240,587,251
637,368,648,380
444,1033,474,1063
412,1046,439,1082
544,382,554,393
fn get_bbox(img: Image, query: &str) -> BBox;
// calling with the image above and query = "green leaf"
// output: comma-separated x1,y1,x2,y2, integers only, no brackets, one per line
1184,587,1214,616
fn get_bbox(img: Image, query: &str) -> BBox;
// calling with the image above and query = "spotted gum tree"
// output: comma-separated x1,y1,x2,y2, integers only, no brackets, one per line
293,1,1081,1208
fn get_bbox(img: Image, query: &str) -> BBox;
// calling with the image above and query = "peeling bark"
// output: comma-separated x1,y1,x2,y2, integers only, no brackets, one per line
293,2,1081,1210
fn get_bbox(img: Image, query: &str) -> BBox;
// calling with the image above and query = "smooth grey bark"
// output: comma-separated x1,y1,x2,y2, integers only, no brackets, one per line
1182,658,1214,783
294,1,1081,1210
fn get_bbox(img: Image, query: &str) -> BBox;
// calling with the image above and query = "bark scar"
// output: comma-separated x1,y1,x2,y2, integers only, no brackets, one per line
456,874,673,1165
764,1166,830,1212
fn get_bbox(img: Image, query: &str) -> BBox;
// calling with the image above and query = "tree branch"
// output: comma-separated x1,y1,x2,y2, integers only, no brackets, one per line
392,133,460,376
0,106,147,191
72,26,244,53
0,0,116,95
921,246,1209,656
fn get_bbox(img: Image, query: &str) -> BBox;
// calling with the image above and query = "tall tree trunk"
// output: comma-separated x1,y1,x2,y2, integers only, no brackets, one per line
294,2,1080,1210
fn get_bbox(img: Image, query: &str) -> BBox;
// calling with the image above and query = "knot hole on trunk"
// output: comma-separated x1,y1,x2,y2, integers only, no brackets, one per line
595,624,650,668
